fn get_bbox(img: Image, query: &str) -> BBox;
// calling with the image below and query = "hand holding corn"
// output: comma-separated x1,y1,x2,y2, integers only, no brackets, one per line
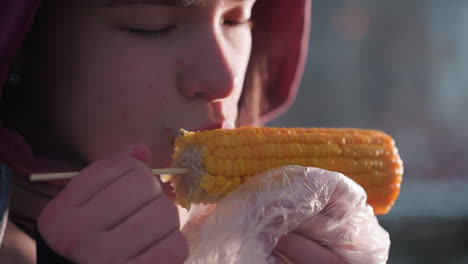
182,165,390,264
169,127,403,215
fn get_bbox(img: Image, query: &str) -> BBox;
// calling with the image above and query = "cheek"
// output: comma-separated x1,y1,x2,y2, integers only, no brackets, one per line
85,50,171,110
175,59,185,69
54,58,173,160
153,84,171,101
27,7,182,162
227,28,252,87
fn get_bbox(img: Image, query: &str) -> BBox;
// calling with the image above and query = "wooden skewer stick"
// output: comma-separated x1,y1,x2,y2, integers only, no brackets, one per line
29,168,191,181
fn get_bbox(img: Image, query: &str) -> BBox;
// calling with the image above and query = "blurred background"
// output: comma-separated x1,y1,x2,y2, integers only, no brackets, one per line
267,0,468,263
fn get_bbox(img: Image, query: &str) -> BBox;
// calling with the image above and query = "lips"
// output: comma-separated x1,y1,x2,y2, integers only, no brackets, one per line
161,181,176,200
165,121,235,200
170,121,234,148
194,120,235,132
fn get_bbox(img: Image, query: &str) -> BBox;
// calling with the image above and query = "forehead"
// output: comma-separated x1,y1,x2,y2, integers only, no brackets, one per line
106,0,207,7
106,0,253,8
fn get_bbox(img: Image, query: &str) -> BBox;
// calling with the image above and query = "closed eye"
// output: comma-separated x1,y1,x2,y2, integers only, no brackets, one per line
126,25,176,39
223,19,254,28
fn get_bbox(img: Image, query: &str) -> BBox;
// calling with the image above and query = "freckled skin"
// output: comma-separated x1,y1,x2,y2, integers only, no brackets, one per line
119,112,129,120
26,0,254,168
175,59,185,68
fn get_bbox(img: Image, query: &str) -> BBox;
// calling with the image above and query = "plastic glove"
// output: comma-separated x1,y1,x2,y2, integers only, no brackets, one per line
181,165,390,264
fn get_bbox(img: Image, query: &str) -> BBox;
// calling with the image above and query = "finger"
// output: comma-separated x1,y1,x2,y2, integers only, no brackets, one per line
81,167,163,231
275,232,345,264
273,250,293,264
104,195,180,260
127,144,152,166
274,258,288,264
130,230,188,264
62,149,150,206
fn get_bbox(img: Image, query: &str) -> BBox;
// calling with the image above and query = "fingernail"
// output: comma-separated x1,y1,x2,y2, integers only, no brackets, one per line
127,144,151,165
126,144,140,154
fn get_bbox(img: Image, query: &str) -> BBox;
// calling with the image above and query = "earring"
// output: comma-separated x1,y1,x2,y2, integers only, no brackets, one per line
7,72,21,85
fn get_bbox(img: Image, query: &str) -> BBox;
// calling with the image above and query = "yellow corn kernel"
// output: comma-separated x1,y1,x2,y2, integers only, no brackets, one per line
232,160,241,177
200,173,216,192
200,146,210,157
204,156,216,174
213,148,227,159
224,160,233,176
238,159,246,175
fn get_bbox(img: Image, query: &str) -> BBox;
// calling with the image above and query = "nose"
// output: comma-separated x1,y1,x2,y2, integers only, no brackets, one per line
178,26,237,101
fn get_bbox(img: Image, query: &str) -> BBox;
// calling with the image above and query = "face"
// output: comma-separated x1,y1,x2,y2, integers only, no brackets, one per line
27,0,255,168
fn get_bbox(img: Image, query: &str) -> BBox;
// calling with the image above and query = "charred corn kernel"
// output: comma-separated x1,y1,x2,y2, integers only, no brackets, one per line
171,127,403,215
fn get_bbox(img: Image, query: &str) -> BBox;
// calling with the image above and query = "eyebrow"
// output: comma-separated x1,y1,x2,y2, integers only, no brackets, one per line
106,0,205,7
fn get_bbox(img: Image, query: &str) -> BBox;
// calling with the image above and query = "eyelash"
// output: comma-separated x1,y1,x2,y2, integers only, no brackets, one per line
224,19,254,28
125,17,252,40
126,26,176,39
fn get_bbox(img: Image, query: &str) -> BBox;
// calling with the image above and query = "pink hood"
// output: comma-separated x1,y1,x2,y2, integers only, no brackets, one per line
0,0,311,176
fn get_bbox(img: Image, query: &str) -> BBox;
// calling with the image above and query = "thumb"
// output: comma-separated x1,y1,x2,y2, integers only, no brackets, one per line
127,144,152,166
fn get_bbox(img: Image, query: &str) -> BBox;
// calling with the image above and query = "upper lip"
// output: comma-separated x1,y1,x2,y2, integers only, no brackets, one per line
171,121,231,145
193,121,226,132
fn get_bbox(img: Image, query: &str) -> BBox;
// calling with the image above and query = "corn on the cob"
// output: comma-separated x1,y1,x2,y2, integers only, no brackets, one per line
169,127,403,215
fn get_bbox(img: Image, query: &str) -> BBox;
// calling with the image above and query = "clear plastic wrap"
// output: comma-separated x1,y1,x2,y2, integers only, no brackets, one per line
181,165,390,264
